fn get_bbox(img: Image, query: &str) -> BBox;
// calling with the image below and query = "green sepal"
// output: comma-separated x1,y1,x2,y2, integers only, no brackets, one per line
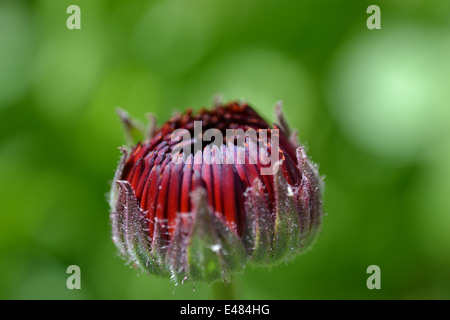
116,108,157,146
113,180,169,277
296,147,323,250
243,178,274,263
186,188,246,284
271,161,301,262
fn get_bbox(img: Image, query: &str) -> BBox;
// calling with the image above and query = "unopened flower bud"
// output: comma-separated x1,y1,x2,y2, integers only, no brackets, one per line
109,101,323,284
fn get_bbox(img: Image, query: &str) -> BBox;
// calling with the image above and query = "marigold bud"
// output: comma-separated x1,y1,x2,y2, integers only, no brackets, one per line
109,101,323,284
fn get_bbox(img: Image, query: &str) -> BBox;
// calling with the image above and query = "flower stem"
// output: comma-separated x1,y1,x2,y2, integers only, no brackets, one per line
211,280,236,300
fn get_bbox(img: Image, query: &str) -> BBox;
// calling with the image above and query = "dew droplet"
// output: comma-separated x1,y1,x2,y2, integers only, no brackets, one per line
287,185,294,197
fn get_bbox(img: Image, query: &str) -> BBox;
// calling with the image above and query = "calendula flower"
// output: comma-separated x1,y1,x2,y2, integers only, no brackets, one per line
109,101,323,284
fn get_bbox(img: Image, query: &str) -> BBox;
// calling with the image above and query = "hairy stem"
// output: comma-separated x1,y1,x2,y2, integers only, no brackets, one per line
211,280,236,300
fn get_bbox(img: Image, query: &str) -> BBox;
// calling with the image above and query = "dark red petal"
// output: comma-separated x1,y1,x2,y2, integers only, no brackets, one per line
222,162,238,232
201,145,215,210
180,155,193,215
155,161,172,242
167,162,183,237
142,165,161,238
211,146,224,217
135,157,154,200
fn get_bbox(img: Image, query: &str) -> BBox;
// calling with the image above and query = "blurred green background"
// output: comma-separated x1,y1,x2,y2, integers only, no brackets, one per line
1,0,449,300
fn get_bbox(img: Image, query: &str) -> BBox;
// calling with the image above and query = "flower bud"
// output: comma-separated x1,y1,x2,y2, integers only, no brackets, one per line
109,101,323,284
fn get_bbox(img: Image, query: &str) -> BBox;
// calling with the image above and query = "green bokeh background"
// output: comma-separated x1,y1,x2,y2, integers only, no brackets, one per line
1,0,449,300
